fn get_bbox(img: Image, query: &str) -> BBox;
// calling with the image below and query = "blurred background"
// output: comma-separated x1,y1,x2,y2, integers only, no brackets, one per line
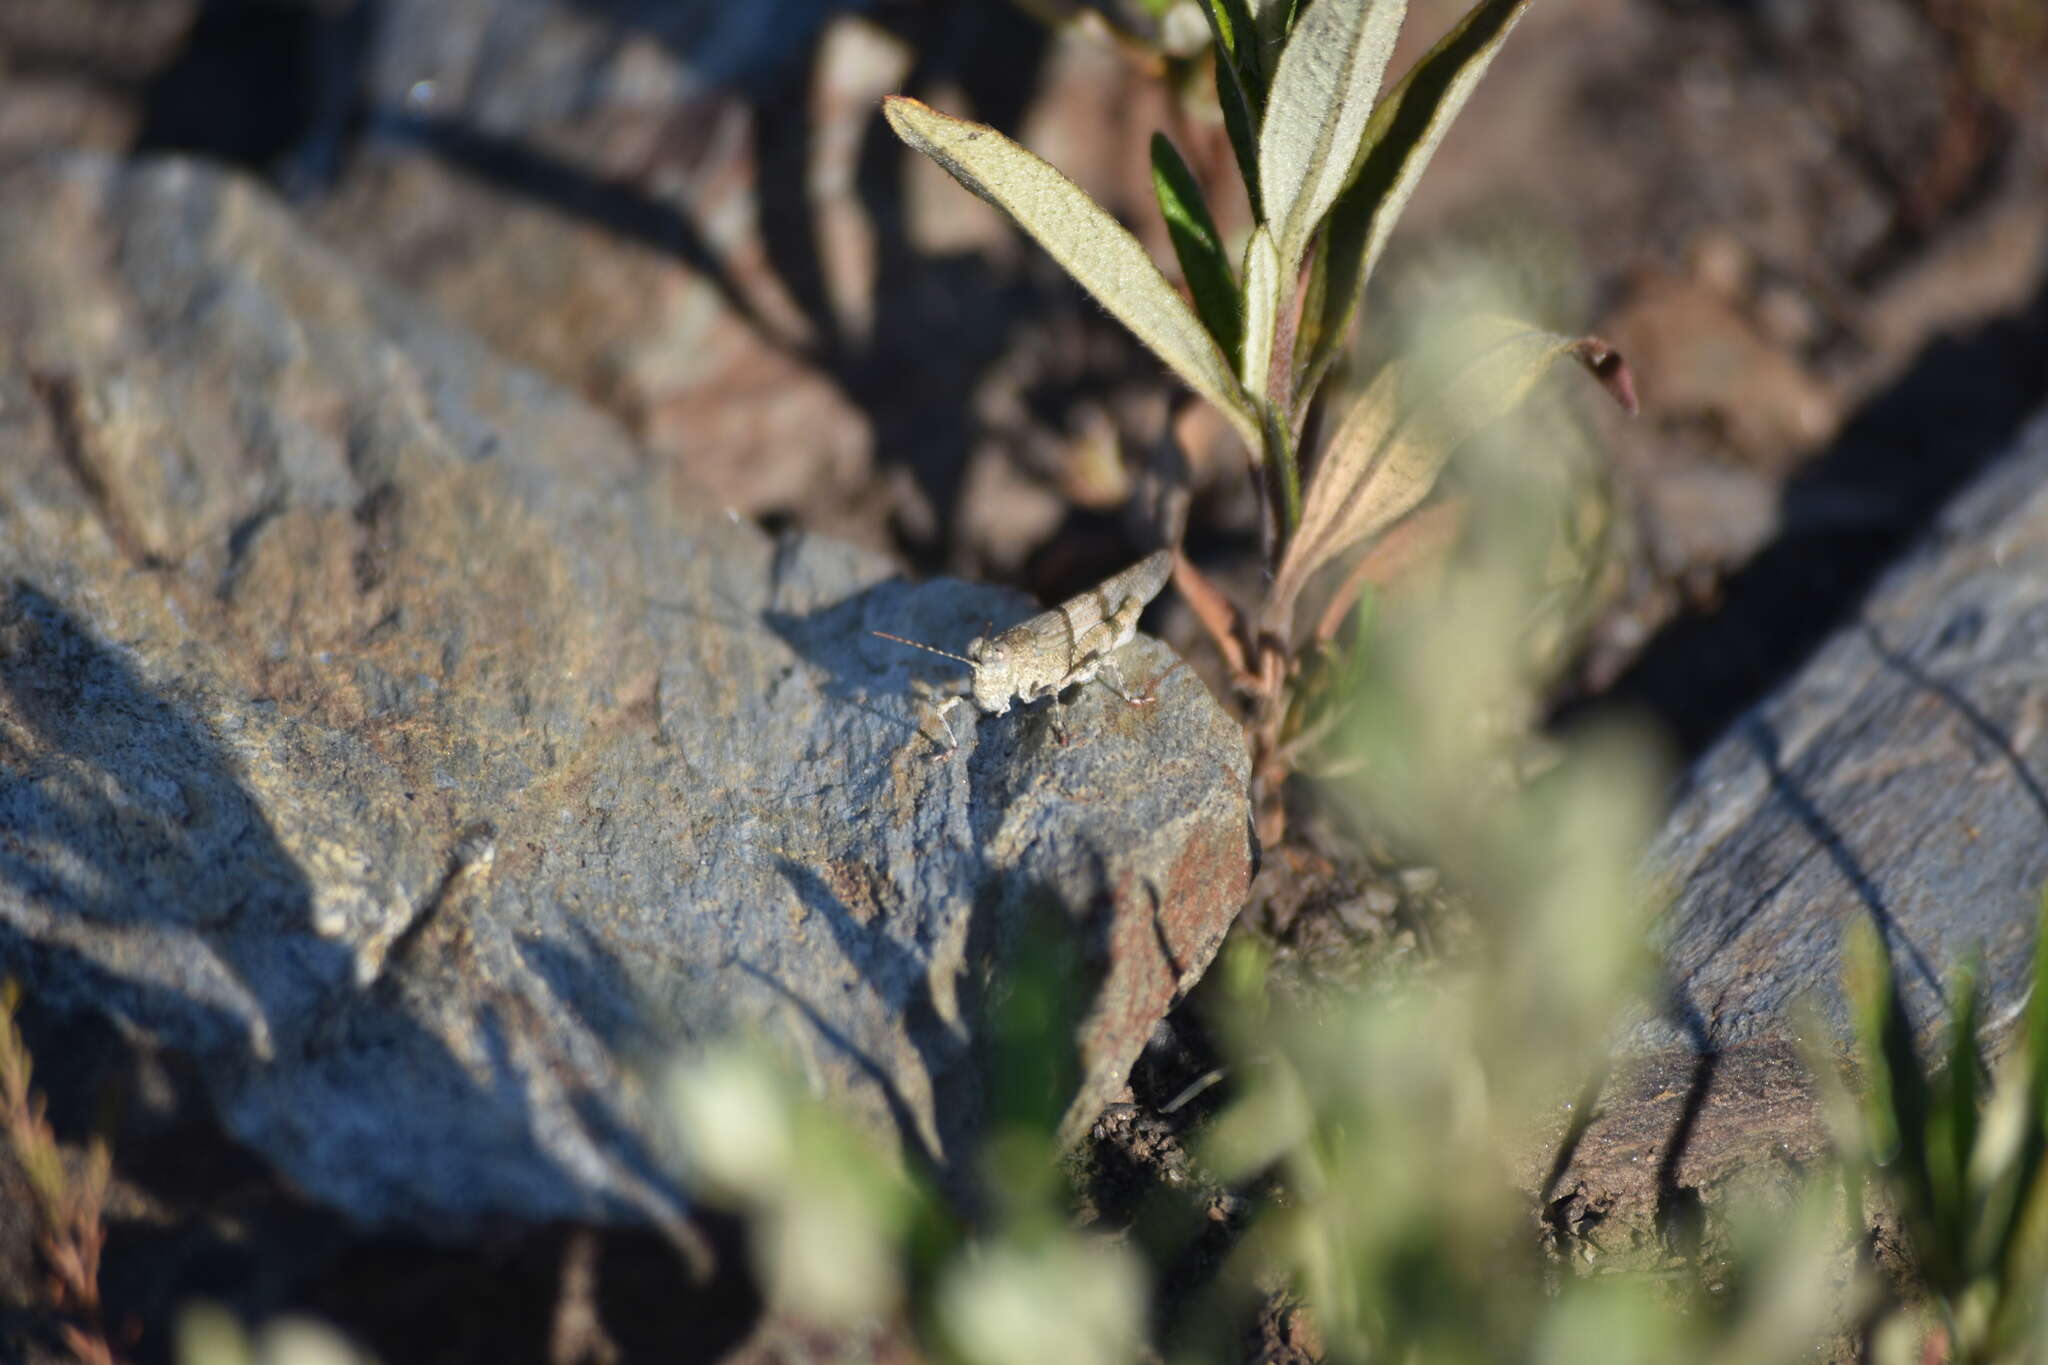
6,0,2041,758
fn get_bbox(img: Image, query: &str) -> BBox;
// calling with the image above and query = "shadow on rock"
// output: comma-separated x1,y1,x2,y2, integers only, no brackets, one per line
759,575,1023,745
1596,266,2048,755
0,583,745,1356
0,580,346,1059
360,1,1059,568
770,857,958,1175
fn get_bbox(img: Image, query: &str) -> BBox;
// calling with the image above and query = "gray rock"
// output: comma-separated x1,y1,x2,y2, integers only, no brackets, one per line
0,153,1251,1237
1529,409,2048,1261
311,0,902,531
1633,408,2048,1058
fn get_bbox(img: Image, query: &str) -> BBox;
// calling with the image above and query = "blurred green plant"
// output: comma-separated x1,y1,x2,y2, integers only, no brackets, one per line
665,906,1151,1364
1813,896,2048,1363
654,370,2048,1360
883,0,1637,835
652,396,2002,1360
1173,399,1853,1363
175,1306,380,1365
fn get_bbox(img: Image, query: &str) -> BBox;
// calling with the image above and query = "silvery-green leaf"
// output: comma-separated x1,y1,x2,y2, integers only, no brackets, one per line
1152,133,1243,366
1272,315,1633,624
1297,0,1534,402
1240,225,1281,404
1257,0,1408,272
884,97,1259,451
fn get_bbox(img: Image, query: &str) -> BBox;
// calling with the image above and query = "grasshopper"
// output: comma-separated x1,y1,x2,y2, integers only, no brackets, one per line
873,549,1176,749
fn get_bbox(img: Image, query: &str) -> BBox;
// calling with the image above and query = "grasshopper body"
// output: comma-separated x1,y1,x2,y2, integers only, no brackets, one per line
875,550,1174,748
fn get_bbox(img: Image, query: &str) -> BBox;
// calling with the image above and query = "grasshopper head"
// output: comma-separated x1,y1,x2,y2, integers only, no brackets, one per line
967,636,1013,715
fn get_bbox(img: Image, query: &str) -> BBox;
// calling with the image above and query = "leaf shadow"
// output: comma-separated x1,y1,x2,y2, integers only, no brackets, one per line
0,580,682,1248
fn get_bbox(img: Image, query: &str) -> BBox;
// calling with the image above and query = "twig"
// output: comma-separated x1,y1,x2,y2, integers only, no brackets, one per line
0,980,116,1365
1171,552,1258,690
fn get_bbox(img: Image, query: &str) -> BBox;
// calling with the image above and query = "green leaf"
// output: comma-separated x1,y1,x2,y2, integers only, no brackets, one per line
1197,0,1267,216
1263,398,1301,546
1978,888,2048,1313
1151,133,1243,366
1202,0,1263,80
2032,886,2048,1131
1847,920,1946,1283
1929,961,1984,1272
1268,316,1634,633
884,97,1260,452
1250,0,1302,51
1298,0,1536,403
1845,923,1904,1163
1257,0,1409,272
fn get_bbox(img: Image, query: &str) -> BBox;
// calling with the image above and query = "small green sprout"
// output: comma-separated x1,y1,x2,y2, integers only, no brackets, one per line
1823,893,2048,1362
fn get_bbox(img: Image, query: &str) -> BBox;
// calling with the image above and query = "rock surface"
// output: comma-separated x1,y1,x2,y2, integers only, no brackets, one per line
1634,405,2048,1059
0,152,1251,1236
305,0,1195,562
1533,405,2048,1244
315,0,894,530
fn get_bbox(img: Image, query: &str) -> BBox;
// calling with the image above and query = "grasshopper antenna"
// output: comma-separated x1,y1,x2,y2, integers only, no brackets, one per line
870,630,975,665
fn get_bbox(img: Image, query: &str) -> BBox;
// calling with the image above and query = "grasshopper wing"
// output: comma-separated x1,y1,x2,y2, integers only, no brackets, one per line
1054,550,1173,657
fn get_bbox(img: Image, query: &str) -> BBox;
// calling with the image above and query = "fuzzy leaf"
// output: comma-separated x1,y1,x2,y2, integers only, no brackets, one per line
1240,225,1282,402
1298,0,1535,400
885,97,1259,451
1152,133,1243,366
1257,0,1409,271
1311,495,1465,643
1271,315,1633,628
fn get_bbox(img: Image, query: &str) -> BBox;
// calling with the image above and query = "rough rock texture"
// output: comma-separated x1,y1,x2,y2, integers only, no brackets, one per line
304,0,1194,562
1634,406,2048,1059
1533,407,2048,1244
0,152,1251,1236
315,0,894,528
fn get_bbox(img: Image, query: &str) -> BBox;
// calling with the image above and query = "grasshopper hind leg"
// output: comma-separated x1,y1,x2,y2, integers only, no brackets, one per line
1093,661,1147,706
1097,656,1182,708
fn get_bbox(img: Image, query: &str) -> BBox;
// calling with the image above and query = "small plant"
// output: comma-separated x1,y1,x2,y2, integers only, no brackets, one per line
0,979,116,1365
1819,896,2048,1363
884,0,1636,831
652,440,1911,1361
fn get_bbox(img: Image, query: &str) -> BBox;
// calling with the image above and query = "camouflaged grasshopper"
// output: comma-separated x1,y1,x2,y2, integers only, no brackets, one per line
873,549,1175,749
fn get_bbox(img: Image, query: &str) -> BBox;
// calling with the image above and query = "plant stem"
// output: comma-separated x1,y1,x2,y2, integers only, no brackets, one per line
1263,252,1311,549
1263,404,1302,551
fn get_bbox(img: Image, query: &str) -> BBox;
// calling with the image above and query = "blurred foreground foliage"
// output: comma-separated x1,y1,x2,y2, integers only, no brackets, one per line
642,380,2048,1363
